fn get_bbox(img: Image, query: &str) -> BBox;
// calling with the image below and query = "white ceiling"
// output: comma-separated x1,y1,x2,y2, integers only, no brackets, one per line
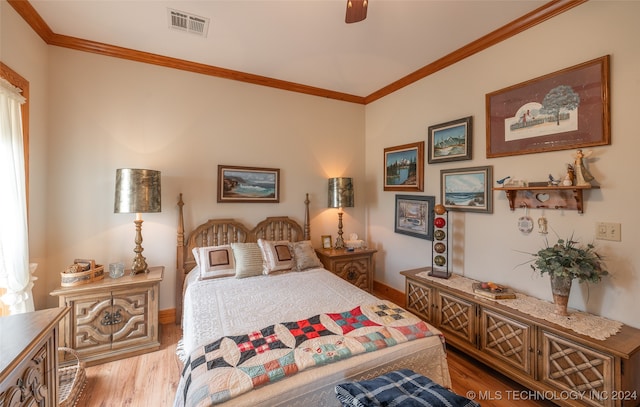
28,0,548,97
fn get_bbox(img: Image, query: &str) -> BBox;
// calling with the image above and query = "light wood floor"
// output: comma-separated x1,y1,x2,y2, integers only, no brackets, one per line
77,323,556,406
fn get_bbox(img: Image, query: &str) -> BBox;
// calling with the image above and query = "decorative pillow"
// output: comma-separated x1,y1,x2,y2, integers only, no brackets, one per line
192,247,200,267
231,242,264,279
288,240,323,271
195,245,235,280
258,239,293,274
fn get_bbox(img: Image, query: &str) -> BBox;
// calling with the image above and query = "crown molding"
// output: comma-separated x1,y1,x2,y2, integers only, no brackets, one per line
8,0,586,105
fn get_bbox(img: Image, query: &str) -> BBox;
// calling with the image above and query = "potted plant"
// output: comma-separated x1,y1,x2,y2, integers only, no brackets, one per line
528,235,608,316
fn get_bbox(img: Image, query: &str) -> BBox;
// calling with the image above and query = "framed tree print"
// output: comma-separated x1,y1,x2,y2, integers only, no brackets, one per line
486,55,610,158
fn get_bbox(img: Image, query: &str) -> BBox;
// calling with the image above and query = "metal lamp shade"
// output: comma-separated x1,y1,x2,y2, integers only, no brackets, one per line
114,169,161,214
328,177,354,208
114,168,161,275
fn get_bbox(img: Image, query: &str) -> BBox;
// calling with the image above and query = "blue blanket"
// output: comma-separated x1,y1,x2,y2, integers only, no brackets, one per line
335,369,480,407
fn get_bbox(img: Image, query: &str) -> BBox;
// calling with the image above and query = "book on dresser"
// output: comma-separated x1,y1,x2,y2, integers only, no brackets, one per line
471,282,516,299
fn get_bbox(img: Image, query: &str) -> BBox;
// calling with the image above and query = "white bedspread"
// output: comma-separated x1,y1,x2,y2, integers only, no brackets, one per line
177,268,451,406
180,268,376,358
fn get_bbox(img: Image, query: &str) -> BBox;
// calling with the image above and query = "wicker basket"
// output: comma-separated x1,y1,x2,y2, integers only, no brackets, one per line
60,265,104,287
59,347,86,407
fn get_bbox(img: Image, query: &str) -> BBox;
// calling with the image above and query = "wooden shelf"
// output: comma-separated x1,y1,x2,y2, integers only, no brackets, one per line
493,185,599,214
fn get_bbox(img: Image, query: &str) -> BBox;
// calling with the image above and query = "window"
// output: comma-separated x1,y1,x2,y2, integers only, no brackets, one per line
0,62,30,316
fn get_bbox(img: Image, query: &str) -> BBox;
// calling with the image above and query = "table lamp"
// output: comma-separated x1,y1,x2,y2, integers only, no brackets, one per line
328,177,354,249
114,168,161,274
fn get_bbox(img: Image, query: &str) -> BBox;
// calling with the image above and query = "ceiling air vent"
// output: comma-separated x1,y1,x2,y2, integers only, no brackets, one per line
168,8,210,37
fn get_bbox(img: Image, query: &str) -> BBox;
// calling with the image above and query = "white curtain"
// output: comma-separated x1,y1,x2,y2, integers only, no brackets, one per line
0,76,35,314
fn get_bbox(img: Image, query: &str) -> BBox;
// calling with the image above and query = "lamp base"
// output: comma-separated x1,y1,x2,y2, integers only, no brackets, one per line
131,219,149,275
334,211,346,249
131,255,148,275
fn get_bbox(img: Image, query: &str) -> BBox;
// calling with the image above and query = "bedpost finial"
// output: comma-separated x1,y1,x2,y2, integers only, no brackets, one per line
304,193,311,241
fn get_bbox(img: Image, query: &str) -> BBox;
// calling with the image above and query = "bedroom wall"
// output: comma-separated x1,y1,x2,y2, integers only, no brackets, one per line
364,1,640,328
40,48,366,311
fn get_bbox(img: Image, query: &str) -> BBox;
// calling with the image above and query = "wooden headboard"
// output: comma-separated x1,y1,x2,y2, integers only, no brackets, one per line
175,193,311,323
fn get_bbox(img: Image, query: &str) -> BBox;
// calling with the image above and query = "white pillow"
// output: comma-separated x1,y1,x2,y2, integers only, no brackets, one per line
288,240,323,271
195,245,236,280
192,247,200,267
231,242,264,279
258,239,293,274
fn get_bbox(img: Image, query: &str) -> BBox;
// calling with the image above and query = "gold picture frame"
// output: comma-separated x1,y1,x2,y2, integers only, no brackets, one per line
217,165,280,203
383,141,424,191
321,235,333,249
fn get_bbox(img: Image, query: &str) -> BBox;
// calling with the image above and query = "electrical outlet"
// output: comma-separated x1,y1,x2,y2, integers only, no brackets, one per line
595,222,621,241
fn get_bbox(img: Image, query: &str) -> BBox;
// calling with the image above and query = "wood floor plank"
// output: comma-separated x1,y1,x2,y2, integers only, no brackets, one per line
77,324,182,406
76,323,556,406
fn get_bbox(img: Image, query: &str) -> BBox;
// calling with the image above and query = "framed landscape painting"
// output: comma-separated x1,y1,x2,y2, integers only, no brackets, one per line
394,195,435,240
427,116,472,164
486,55,610,158
440,166,493,213
384,142,424,191
217,165,280,203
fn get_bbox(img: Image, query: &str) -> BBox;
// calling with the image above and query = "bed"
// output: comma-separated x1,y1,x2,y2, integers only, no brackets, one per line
173,194,452,406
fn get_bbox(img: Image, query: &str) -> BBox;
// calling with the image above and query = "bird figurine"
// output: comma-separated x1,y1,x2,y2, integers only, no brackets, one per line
548,174,561,186
496,176,511,185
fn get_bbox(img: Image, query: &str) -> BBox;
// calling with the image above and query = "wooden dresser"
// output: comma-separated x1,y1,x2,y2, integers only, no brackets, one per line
50,266,163,366
0,307,69,406
315,248,376,292
402,267,640,407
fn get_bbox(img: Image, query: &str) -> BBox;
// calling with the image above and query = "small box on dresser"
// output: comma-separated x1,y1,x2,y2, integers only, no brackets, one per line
315,248,376,292
50,266,164,366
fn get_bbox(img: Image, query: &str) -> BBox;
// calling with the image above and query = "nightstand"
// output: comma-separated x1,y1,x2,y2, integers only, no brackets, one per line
315,248,376,292
50,266,163,366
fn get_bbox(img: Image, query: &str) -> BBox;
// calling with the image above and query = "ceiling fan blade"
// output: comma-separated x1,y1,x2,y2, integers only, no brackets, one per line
345,0,368,23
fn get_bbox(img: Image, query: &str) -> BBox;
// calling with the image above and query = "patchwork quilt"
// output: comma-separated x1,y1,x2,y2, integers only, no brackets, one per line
175,301,439,407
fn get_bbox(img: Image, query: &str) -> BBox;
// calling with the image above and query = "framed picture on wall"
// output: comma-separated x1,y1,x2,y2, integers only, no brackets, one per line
427,116,472,164
394,195,435,240
383,142,424,191
217,165,280,203
486,55,610,158
440,166,493,213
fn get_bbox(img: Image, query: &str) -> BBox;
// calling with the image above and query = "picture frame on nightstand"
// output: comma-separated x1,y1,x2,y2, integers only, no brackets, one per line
321,235,333,249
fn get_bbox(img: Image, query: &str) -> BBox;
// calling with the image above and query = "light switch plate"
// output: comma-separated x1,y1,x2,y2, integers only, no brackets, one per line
595,222,621,241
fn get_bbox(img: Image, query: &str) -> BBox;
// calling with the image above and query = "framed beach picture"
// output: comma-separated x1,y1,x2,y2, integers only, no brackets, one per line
440,166,493,213
217,165,280,203
383,142,424,191
486,55,610,158
427,116,472,164
394,195,435,240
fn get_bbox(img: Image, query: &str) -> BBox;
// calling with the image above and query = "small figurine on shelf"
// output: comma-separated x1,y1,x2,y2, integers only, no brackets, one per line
496,176,511,185
548,174,561,186
562,164,575,186
573,149,595,186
